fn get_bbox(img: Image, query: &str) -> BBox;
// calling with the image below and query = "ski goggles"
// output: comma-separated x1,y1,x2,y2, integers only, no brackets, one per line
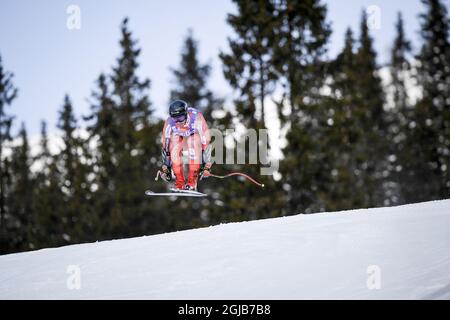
172,114,187,122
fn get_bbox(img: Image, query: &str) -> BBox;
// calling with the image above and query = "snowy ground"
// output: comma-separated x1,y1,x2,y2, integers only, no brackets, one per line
1,199,449,299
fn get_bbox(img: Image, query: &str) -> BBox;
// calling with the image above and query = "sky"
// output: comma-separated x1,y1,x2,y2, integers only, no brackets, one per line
0,0,433,136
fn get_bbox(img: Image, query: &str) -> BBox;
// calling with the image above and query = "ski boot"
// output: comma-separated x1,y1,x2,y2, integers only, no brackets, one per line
184,184,197,192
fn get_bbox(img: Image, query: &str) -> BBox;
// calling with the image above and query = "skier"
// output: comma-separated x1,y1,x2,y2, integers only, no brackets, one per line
161,100,212,191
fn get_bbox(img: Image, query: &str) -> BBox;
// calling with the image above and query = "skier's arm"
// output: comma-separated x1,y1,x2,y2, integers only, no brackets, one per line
196,112,211,150
161,119,172,167
196,113,212,168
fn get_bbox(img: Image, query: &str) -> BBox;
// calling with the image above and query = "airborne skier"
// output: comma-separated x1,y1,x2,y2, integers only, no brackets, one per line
160,100,212,191
147,100,263,197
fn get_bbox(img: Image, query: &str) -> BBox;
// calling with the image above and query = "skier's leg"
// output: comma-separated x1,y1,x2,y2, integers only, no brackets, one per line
186,134,202,190
170,136,185,189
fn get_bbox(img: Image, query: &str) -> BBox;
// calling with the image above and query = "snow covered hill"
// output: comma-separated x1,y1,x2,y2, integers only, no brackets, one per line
1,199,450,299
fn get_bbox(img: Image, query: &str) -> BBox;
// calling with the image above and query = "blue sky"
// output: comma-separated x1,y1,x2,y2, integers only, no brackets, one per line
0,0,430,135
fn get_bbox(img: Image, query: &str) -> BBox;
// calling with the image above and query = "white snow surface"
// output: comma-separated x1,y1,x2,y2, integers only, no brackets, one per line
1,199,450,299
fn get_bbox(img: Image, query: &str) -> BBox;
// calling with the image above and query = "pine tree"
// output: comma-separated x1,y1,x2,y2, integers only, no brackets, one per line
219,0,279,129
85,74,117,238
388,13,414,205
57,95,93,243
352,11,387,207
33,121,65,248
320,28,368,210
273,0,332,213
58,95,77,192
170,30,221,119
108,18,156,237
272,0,331,123
316,12,388,210
418,0,450,103
218,0,288,221
408,0,450,201
0,54,18,243
36,121,52,172
391,13,412,114
7,123,35,252
83,19,167,240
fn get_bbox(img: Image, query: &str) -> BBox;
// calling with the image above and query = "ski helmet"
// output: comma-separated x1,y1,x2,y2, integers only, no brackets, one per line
169,100,188,121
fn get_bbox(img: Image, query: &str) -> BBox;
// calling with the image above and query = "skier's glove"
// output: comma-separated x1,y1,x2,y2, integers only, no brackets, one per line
161,165,172,181
201,163,212,178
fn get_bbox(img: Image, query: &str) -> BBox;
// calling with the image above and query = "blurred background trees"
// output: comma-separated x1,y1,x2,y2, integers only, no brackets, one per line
0,0,449,254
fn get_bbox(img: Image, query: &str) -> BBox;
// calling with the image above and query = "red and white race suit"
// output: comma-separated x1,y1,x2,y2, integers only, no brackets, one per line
161,107,211,189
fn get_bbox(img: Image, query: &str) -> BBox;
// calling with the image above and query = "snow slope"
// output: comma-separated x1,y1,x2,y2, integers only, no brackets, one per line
1,199,450,299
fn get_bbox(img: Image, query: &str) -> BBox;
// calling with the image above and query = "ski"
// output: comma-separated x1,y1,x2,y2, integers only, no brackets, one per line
145,189,207,197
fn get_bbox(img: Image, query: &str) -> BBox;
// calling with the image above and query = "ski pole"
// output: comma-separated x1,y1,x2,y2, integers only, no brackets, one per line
207,171,265,188
155,170,162,181
156,169,265,188
154,170,171,182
